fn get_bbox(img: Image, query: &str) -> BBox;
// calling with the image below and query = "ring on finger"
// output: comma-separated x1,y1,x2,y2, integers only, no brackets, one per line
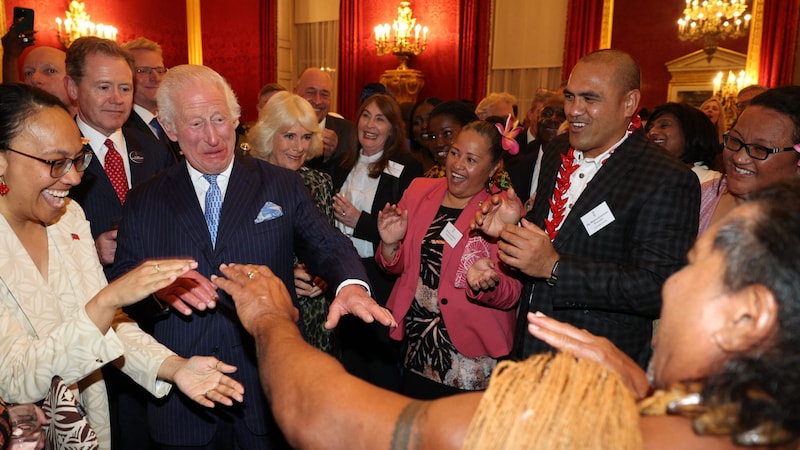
247,270,257,279
215,360,222,371
154,263,160,273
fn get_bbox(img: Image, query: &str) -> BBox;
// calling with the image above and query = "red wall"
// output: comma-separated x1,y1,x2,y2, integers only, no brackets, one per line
5,0,188,68
611,0,749,110
199,0,264,122
349,1,462,110
6,1,754,120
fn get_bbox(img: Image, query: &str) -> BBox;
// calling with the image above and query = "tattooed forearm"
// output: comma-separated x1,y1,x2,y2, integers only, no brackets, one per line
390,400,429,450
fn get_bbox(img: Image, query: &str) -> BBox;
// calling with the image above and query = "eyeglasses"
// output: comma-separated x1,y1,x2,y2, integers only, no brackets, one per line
722,133,797,161
135,66,167,76
427,129,455,142
5,148,93,177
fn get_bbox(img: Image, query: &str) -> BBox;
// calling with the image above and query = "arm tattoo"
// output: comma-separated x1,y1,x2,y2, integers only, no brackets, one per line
390,400,428,450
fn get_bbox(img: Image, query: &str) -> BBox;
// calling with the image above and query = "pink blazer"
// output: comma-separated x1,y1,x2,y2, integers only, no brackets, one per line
376,178,522,358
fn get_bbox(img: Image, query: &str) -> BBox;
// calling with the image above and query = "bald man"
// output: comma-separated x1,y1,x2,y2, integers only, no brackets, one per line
20,47,77,114
477,49,699,368
295,67,355,174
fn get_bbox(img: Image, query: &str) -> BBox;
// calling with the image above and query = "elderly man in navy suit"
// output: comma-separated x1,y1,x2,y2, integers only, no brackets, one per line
475,49,700,369
111,64,395,449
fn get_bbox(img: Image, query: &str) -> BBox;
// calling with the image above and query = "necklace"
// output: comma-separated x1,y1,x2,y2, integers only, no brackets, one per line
544,148,579,240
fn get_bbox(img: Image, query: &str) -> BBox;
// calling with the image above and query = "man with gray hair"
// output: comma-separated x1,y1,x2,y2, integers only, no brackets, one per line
111,64,396,449
122,36,181,161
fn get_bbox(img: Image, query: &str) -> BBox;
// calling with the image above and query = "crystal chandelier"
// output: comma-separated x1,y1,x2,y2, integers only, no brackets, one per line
55,1,118,48
677,0,751,62
374,1,429,70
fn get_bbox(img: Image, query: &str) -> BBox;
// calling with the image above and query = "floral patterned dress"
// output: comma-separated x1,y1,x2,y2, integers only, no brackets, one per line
296,166,338,355
403,205,497,390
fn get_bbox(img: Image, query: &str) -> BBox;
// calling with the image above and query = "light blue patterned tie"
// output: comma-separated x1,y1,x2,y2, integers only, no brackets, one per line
203,174,222,247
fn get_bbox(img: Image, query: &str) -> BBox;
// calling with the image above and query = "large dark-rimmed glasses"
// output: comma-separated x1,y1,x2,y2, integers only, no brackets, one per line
5,148,93,177
723,133,796,161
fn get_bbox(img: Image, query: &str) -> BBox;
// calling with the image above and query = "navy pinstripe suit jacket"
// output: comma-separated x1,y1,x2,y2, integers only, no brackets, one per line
514,131,700,368
111,154,369,446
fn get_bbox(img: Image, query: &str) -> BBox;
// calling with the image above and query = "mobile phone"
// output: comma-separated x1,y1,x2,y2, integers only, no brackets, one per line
12,7,34,34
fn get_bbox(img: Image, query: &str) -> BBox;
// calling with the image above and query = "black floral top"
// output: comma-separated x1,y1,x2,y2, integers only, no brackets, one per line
296,166,338,354
403,205,497,390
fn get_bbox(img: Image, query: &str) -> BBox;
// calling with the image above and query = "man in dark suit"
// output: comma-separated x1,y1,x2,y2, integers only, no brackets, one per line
476,49,699,369
111,64,395,449
122,36,182,161
64,36,177,450
295,67,356,174
506,92,565,209
65,36,175,270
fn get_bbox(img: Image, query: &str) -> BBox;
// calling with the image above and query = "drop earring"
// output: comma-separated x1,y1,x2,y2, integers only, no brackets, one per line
0,176,8,196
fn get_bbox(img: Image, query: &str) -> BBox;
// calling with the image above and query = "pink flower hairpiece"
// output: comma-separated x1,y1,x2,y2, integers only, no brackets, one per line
495,114,522,155
794,144,800,167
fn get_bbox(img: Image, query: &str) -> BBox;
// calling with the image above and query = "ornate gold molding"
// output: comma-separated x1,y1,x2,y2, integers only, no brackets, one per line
600,0,615,49
186,0,203,64
380,68,425,104
745,0,763,83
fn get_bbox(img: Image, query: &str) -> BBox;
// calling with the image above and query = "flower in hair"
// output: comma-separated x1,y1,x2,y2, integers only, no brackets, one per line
495,114,522,156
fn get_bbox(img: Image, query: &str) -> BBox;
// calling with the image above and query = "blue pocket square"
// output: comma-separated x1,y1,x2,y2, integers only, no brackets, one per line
255,201,283,223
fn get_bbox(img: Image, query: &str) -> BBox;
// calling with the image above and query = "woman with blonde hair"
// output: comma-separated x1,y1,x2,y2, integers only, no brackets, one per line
247,91,337,353
700,96,727,142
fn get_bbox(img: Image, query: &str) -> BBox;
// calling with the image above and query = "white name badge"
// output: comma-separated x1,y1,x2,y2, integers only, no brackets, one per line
580,201,615,236
441,221,463,248
383,160,404,178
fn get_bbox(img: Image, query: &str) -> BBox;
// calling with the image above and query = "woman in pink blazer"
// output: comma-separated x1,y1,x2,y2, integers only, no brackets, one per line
377,120,522,399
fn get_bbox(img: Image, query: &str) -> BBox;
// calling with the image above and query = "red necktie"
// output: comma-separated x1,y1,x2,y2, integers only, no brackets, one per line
104,139,128,204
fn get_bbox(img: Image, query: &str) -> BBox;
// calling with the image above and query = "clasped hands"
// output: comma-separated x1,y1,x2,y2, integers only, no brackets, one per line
470,187,559,279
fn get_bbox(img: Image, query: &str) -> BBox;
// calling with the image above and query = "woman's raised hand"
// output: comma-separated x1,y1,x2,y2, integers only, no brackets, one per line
377,202,408,246
103,259,199,308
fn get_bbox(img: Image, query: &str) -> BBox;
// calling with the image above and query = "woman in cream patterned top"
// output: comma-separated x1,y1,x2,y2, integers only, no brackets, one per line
0,84,244,448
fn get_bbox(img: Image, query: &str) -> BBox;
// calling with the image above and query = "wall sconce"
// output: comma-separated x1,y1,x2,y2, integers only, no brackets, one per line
374,1,428,104
713,70,751,128
55,0,118,48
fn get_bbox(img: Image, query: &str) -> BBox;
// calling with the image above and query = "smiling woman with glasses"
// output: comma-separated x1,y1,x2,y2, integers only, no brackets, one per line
0,83,245,449
698,85,800,235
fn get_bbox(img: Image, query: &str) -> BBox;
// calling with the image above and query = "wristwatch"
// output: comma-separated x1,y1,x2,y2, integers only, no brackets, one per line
546,260,560,287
